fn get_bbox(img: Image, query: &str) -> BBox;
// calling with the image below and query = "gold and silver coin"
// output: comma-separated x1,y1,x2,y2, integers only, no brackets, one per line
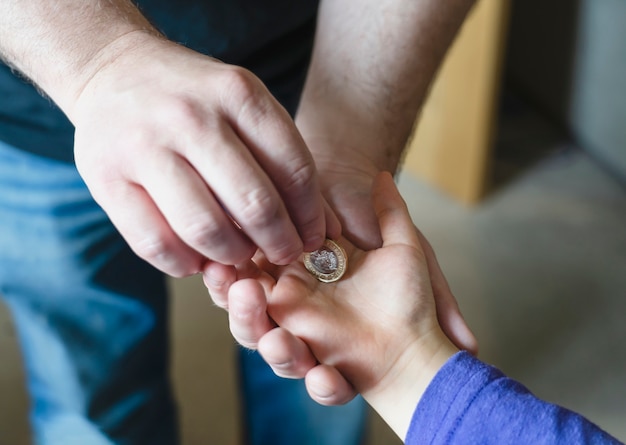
303,239,347,283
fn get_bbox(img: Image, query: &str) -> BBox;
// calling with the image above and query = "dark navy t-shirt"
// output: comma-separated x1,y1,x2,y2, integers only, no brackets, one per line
0,0,319,163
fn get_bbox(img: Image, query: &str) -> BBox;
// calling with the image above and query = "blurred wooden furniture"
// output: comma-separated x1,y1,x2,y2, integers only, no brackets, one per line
403,0,511,204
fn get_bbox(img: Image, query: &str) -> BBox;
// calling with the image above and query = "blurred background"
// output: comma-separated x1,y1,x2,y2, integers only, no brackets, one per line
1,0,625,443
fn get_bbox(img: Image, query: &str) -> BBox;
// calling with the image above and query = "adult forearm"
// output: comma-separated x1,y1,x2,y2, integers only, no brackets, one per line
297,0,475,172
0,0,160,116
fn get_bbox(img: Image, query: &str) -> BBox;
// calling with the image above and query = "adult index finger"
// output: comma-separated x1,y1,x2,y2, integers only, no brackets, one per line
219,68,329,253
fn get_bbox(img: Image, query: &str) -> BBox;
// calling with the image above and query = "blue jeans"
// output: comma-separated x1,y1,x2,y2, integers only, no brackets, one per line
0,141,366,445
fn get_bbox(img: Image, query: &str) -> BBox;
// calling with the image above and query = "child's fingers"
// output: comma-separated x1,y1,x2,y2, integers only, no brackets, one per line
203,261,237,309
305,364,358,406
371,172,420,249
203,258,272,309
258,327,317,379
228,279,276,349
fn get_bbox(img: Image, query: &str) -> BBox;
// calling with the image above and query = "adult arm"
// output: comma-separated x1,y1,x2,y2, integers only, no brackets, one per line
0,0,337,275
297,0,476,247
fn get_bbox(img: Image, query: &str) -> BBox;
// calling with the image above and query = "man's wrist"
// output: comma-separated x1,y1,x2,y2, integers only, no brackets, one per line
0,1,162,114
297,116,403,175
64,30,166,120
52,26,166,118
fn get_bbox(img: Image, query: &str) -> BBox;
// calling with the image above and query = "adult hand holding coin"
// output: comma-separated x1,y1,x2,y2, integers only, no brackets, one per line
3,0,341,278
67,37,341,277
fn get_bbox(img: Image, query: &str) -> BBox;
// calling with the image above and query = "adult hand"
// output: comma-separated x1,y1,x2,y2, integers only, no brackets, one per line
71,35,339,277
310,142,383,250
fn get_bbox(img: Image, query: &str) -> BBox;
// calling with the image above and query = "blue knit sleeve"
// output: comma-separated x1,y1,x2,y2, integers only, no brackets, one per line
405,351,623,445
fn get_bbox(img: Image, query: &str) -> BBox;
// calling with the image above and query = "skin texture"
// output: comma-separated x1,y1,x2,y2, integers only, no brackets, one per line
225,172,464,439
0,1,338,276
298,0,476,248
1,0,477,410
202,0,477,397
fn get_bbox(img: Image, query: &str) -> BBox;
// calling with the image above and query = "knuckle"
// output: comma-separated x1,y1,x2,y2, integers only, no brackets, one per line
133,234,171,264
132,234,198,278
284,158,317,192
164,98,206,135
219,67,273,123
203,274,230,300
132,233,200,278
270,360,299,379
237,188,281,229
221,67,260,102
180,217,224,250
